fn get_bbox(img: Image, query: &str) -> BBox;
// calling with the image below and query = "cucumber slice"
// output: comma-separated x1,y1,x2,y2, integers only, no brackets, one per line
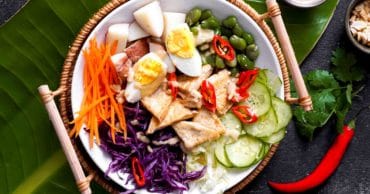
239,82,271,117
225,135,263,168
260,128,286,144
272,97,292,129
264,70,282,94
244,109,278,137
255,143,268,162
256,69,267,83
215,138,233,167
220,111,242,134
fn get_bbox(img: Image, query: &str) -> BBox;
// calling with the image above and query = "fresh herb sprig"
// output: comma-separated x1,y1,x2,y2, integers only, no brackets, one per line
293,48,364,140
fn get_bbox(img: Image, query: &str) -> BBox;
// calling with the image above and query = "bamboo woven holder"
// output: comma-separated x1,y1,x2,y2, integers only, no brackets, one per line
37,0,313,193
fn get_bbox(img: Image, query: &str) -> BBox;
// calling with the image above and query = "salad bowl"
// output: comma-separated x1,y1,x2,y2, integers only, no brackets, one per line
50,0,307,193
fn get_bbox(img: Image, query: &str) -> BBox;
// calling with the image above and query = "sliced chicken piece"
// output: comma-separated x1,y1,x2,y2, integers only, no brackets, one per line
172,121,222,152
110,53,132,80
193,108,225,135
177,64,213,95
125,38,149,63
178,90,202,109
141,87,172,121
207,69,233,115
147,100,196,134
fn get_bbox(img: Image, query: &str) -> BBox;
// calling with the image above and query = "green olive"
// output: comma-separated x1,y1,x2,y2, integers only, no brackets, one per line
200,9,213,21
242,32,255,45
215,55,226,69
229,35,247,50
220,26,233,37
200,17,220,30
186,8,202,26
222,16,237,29
246,44,259,61
225,57,237,67
237,54,255,70
232,24,244,37
201,54,207,65
230,67,239,77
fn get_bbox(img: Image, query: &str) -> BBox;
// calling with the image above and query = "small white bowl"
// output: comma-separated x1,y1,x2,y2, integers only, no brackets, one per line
284,0,326,8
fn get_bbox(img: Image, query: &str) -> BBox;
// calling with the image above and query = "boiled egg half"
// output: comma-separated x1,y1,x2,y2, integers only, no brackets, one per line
124,53,166,103
165,23,202,77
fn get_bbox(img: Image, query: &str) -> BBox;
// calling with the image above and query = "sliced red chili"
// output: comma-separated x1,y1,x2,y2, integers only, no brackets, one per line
200,80,217,112
131,156,146,187
232,105,258,124
236,69,259,100
212,35,235,61
167,72,178,100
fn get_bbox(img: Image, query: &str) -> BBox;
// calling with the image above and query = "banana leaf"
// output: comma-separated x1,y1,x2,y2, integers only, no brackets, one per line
0,0,338,193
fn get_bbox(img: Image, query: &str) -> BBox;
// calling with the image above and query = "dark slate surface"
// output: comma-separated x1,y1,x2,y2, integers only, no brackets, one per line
1,0,369,193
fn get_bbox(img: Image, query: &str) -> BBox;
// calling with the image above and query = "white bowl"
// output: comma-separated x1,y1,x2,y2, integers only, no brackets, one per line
71,0,282,193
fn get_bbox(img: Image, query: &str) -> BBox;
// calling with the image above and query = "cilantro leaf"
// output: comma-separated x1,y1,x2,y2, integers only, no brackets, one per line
304,70,339,90
331,48,364,82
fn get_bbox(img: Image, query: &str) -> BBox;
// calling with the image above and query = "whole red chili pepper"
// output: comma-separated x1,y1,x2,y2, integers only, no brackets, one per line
232,105,258,124
212,35,235,61
131,156,146,187
200,80,217,112
268,121,355,193
167,72,178,100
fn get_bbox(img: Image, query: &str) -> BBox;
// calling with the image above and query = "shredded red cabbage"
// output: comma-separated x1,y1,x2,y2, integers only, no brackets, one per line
99,102,205,193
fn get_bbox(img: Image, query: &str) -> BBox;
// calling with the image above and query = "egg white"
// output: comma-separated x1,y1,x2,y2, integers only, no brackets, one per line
169,49,202,77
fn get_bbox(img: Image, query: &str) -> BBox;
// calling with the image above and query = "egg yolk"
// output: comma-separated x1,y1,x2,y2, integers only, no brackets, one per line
166,26,195,58
134,58,163,85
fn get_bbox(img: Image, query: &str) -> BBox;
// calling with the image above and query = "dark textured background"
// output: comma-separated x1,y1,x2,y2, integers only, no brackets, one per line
1,0,369,193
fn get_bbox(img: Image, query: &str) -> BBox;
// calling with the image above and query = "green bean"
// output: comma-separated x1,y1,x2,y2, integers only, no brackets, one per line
214,27,221,35
220,26,233,37
232,24,244,37
200,9,213,21
225,57,237,67
201,54,207,65
229,35,247,50
230,67,239,76
222,16,238,29
246,44,259,61
221,36,229,41
186,8,202,26
190,26,199,36
200,17,220,30
215,55,225,69
242,32,255,45
206,54,216,66
237,54,255,70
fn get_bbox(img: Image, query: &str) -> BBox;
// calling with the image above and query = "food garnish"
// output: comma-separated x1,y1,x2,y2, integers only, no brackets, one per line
200,80,217,112
70,38,126,147
167,72,178,100
231,105,258,124
212,35,235,61
131,156,146,187
269,120,356,192
293,48,364,139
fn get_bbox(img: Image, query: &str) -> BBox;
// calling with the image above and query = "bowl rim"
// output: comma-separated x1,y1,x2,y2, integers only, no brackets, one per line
345,0,370,54
58,0,290,193
284,0,326,8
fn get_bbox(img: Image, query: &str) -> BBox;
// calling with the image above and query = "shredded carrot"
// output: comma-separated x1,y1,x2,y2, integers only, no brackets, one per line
70,38,126,148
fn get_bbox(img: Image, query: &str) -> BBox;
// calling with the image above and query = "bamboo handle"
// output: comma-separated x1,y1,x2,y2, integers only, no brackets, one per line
38,85,92,194
266,0,313,111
